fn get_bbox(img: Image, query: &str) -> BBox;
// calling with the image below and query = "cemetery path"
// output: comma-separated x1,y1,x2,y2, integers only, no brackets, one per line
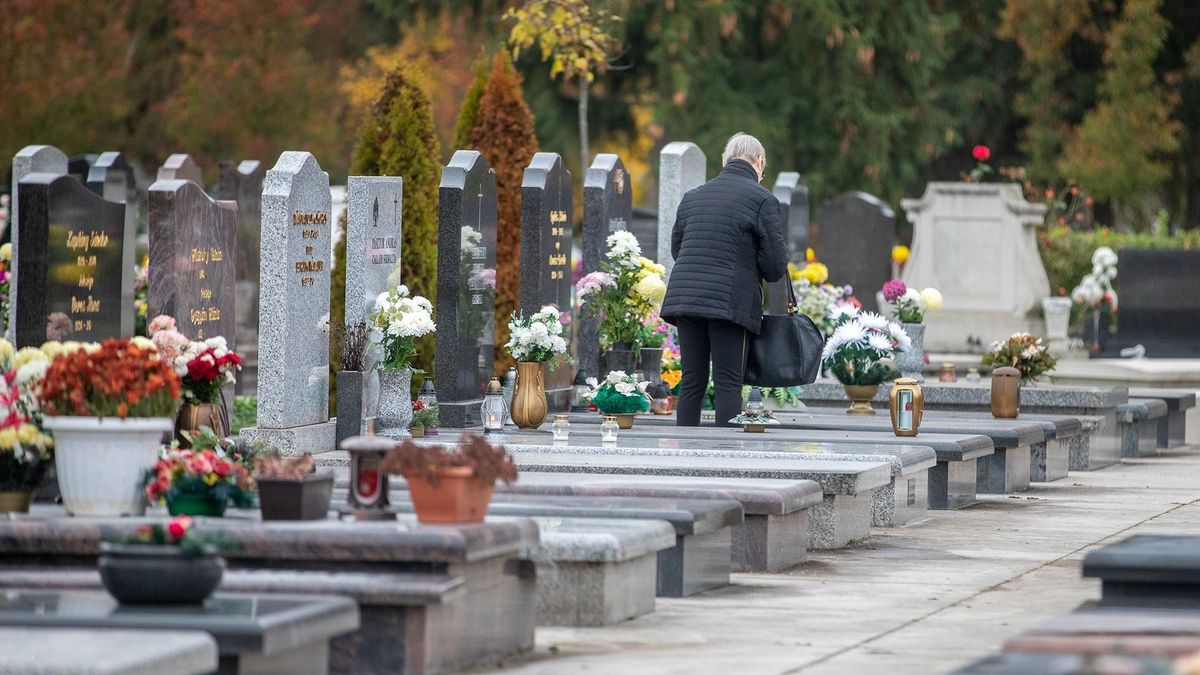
481,446,1200,675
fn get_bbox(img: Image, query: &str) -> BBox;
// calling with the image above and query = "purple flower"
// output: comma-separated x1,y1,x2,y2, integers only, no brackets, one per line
882,279,907,303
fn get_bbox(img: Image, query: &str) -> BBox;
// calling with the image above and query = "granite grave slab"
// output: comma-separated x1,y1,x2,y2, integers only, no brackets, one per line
954,651,1177,675
1130,388,1195,449
1004,607,1200,658
8,145,68,341
435,150,498,428
657,142,705,276
0,626,218,675
579,153,631,379
1106,249,1200,357
219,159,264,395
1083,535,1200,609
1117,399,1168,459
920,408,1083,482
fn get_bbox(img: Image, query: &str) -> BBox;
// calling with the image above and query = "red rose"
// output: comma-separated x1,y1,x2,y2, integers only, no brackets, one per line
972,145,990,162
166,516,192,540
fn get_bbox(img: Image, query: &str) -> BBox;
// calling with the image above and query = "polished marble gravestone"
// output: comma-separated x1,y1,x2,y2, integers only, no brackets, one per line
15,172,126,347
814,192,894,312
435,150,498,428
520,152,574,411
219,159,264,395
657,142,706,276
767,171,808,313
147,179,237,345
157,153,203,185
345,175,402,419
1105,249,1200,357
579,154,632,380
628,206,659,264
240,151,334,454
87,152,138,338
9,145,68,341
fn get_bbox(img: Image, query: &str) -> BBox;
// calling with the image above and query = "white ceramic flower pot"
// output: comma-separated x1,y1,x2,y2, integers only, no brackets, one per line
44,416,173,517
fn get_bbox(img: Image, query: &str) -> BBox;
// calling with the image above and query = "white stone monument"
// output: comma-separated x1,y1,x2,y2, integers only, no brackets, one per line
657,142,706,278
900,182,1050,352
240,151,335,454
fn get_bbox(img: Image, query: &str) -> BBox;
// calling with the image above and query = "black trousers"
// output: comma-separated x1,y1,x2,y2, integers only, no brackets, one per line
675,317,748,427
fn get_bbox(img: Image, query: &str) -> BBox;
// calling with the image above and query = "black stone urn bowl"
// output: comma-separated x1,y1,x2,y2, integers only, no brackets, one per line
99,542,224,605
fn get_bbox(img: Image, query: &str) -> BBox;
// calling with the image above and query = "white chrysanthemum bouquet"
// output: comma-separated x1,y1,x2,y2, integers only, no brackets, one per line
506,305,570,369
370,285,436,371
821,304,910,386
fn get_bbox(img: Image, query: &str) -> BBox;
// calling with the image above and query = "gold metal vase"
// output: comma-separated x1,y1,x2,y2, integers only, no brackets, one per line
843,384,880,415
175,402,228,446
511,362,548,430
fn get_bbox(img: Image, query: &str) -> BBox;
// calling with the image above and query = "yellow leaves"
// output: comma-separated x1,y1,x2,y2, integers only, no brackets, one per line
505,0,619,83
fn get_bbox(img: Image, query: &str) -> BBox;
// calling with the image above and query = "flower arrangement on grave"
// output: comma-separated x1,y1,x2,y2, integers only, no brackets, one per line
505,304,569,429
981,333,1058,382
880,279,943,324
149,315,242,441
380,435,518,523
966,145,994,183
410,399,439,437
40,338,180,419
584,371,651,421
368,285,436,435
576,232,665,349
133,257,149,336
0,242,11,334
100,514,232,605
1070,246,1118,312
822,306,910,386
0,362,55,511
788,261,857,337
252,450,331,521
143,427,255,517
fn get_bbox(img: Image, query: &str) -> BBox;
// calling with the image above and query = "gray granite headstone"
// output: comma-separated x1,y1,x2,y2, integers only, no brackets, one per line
147,179,237,345
520,152,574,411
773,172,809,260
15,172,125,347
240,152,334,455
814,192,895,312
218,159,264,395
86,152,137,337
579,154,631,380
657,142,706,278
434,150,497,428
157,154,203,185
9,145,68,341
628,206,658,263
345,175,402,418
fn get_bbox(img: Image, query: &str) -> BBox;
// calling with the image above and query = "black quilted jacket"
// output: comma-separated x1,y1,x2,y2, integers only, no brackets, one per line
660,159,790,334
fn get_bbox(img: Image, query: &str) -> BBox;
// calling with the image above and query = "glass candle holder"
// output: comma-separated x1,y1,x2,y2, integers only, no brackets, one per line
600,416,619,444
552,414,570,443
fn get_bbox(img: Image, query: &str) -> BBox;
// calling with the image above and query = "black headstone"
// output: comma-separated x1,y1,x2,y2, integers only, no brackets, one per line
147,180,237,345
435,150,498,428
86,152,137,337
579,153,632,379
1106,249,1200,357
67,154,98,182
628,206,658,263
218,159,264,394
15,173,126,347
519,152,574,410
814,192,895,312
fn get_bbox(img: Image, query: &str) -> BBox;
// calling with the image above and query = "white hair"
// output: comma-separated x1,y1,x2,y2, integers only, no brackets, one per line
721,132,766,168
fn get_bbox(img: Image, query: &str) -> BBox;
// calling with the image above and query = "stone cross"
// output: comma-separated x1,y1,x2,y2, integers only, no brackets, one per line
434,150,498,428
814,192,895,313
657,142,706,278
218,159,264,395
579,153,631,379
14,172,126,347
345,175,402,417
157,154,203,185
86,152,138,337
520,152,574,411
9,145,68,341
239,151,335,455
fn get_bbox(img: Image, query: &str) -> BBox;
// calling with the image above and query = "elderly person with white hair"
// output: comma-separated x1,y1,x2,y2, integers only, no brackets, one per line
660,132,790,427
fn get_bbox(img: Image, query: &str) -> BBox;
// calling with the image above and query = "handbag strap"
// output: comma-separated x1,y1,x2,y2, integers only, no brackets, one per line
785,277,799,315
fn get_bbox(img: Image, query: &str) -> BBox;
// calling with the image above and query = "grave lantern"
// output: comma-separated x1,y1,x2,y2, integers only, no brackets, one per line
889,378,923,437
341,420,394,519
571,371,592,412
417,379,437,408
481,377,508,434
648,381,673,415
991,367,1022,418
746,387,765,414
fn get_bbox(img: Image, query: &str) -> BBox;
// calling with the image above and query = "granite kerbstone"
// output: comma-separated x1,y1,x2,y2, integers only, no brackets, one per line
1083,535,1200,608
345,175,402,420
435,150,498,428
953,652,1176,674
1130,388,1195,449
157,153,203,184
86,151,138,338
0,626,219,675
657,142,706,276
9,145,68,341
1004,607,1200,658
219,159,264,396
246,151,334,452
579,153,632,379
1117,400,1168,458
928,409,1083,482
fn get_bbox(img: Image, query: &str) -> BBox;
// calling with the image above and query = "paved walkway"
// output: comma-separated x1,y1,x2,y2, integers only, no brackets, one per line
482,446,1200,675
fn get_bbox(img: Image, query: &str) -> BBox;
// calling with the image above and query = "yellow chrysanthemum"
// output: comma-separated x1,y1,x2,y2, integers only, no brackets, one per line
12,347,48,369
0,339,14,368
892,245,910,264
0,428,18,450
798,262,829,285
638,257,665,277
788,262,802,281
0,243,12,262
634,274,667,307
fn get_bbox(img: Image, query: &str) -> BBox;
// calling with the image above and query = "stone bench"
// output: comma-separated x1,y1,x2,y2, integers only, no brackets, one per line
793,380,1127,471
0,590,357,675
1131,388,1196,449
0,626,218,675
1003,607,1200,658
1082,534,1200,609
771,411,1040,495
545,422,988,510
0,513,537,675
494,473,822,573
1117,399,1169,458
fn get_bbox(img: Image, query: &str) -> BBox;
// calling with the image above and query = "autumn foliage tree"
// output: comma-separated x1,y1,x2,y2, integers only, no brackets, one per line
464,52,540,374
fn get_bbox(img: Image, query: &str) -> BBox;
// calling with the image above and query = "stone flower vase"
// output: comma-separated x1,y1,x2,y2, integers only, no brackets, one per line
603,342,638,375
335,370,364,447
377,368,414,438
511,362,548,430
897,323,925,382
639,347,664,385
1041,297,1072,356
99,542,224,605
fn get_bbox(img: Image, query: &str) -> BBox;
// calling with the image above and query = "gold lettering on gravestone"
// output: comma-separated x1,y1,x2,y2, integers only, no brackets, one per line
292,211,328,288
66,229,111,330
188,242,225,332
550,211,567,224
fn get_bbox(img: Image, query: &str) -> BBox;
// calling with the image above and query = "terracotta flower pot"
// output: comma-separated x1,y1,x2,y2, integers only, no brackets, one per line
405,466,495,524
99,542,224,605
843,384,880,416
511,362,548,430
167,493,227,518
175,402,227,447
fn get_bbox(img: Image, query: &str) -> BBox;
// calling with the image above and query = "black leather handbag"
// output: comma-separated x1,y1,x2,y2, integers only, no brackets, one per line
744,280,826,387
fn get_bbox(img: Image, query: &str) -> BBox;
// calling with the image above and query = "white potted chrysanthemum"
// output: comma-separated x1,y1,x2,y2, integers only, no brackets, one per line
505,305,570,429
369,285,436,437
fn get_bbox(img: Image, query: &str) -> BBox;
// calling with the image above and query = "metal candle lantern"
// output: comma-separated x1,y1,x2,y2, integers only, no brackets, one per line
991,367,1021,418
889,378,924,437
481,377,508,433
417,379,437,407
340,421,394,519
501,367,517,425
